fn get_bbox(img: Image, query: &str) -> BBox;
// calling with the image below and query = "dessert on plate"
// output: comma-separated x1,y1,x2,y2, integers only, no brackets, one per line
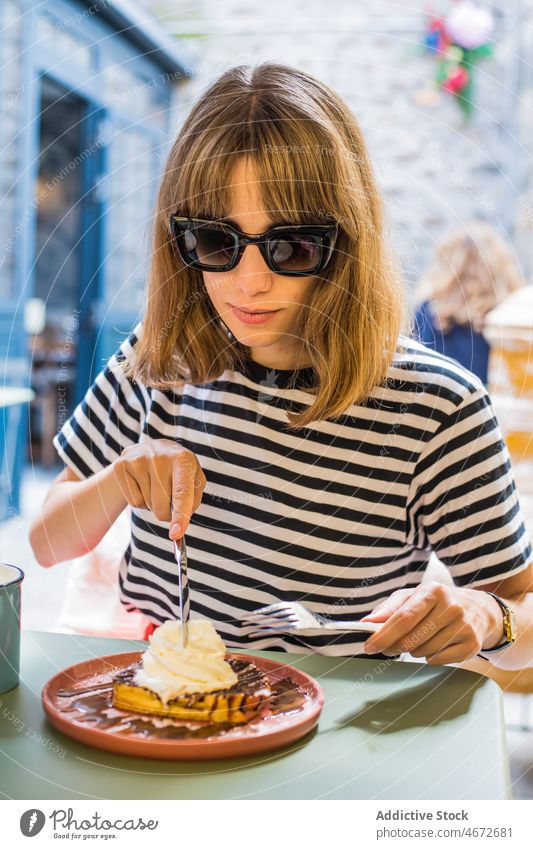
112,619,272,725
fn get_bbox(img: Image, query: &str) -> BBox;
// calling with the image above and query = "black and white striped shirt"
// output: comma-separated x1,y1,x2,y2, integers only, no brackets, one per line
53,322,532,656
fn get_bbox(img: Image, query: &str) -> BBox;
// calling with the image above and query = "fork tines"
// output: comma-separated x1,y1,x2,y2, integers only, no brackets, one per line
241,604,297,626
242,603,292,618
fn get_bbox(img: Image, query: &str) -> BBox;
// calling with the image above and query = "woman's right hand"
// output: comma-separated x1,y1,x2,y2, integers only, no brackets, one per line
113,438,207,540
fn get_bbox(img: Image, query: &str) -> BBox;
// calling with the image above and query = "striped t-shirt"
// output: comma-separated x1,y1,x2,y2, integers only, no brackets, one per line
53,322,532,656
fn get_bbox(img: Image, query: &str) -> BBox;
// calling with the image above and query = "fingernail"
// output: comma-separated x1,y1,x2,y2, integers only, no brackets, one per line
170,522,181,538
364,642,374,654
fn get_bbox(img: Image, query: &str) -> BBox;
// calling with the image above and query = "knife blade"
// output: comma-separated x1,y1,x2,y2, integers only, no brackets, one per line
173,535,190,648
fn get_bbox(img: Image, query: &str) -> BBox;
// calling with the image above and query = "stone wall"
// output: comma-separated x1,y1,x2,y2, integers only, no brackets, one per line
146,0,532,288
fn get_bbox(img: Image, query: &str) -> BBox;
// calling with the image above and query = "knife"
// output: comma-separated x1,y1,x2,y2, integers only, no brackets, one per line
173,535,190,648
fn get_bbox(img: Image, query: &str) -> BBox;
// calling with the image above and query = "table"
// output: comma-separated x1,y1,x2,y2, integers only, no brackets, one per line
0,631,511,800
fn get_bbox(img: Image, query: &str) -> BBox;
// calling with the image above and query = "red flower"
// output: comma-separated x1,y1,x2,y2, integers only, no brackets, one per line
443,66,469,93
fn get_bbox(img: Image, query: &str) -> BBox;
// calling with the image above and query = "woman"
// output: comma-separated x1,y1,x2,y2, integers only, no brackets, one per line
414,221,525,385
30,63,532,668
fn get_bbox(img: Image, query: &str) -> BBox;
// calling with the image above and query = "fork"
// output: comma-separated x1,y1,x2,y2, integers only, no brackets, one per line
241,601,383,638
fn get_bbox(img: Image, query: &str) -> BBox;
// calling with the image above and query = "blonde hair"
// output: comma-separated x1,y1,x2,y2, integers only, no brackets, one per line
126,62,406,429
415,221,525,334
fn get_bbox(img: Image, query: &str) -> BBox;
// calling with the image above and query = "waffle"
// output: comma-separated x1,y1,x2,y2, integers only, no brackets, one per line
112,657,272,725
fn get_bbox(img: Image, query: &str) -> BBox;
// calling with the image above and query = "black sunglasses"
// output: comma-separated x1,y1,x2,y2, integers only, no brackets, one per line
169,215,339,276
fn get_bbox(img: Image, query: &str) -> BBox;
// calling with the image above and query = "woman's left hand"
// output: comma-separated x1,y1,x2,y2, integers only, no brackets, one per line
361,581,503,665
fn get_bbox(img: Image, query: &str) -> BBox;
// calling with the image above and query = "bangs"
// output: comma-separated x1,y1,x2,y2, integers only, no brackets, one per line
173,123,340,228
254,139,341,226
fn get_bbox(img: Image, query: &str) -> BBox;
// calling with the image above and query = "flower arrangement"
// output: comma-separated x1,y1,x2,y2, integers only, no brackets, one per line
425,1,494,116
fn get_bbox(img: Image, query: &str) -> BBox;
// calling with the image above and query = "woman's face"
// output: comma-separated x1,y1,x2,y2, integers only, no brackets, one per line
202,158,318,370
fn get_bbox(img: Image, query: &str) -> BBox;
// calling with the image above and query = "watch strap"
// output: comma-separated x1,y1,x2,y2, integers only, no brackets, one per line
476,590,516,658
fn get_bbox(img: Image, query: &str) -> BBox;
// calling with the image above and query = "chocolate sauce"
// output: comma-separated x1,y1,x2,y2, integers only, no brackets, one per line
56,658,307,741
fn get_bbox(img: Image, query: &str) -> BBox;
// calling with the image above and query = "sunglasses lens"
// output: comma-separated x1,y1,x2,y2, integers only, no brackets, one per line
269,234,323,272
179,226,237,268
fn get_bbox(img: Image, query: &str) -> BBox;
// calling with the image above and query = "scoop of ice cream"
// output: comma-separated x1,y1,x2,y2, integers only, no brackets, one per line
133,619,238,703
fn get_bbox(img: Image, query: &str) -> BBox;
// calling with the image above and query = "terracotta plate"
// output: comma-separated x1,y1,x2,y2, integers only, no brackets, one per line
41,651,324,760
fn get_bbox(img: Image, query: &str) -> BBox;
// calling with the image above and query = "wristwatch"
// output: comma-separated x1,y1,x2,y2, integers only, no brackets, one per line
476,591,517,658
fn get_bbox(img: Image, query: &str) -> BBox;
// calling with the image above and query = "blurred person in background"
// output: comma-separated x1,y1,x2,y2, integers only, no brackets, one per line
413,221,525,385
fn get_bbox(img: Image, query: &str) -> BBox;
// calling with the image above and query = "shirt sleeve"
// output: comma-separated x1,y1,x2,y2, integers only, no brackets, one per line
406,379,533,587
52,323,148,480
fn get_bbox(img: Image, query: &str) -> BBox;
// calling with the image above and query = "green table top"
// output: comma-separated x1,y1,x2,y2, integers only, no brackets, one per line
0,631,511,800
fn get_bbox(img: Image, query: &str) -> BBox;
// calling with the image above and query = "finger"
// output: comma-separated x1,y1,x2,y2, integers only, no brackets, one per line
426,642,478,666
191,468,206,512
400,620,460,657
150,462,173,522
360,589,415,622
364,588,439,654
376,594,469,657
130,466,152,512
169,459,195,539
373,613,441,656
121,468,147,509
